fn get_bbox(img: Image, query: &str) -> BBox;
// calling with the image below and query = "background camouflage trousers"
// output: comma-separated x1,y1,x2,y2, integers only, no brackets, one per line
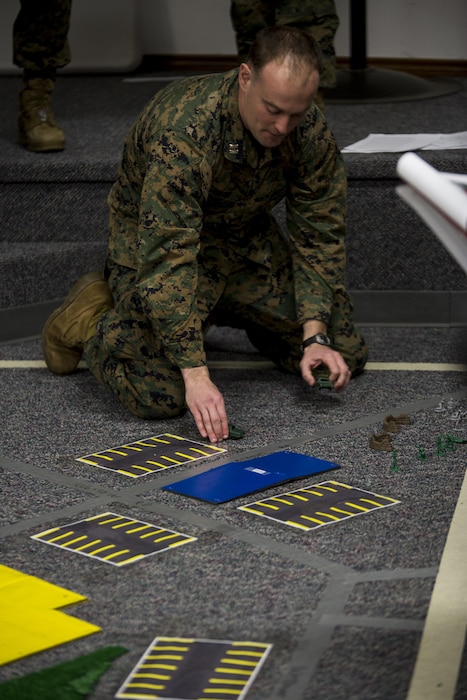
83,216,367,419
230,0,339,89
13,0,72,74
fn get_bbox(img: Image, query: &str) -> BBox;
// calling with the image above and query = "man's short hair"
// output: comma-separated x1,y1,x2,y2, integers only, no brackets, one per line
247,25,323,78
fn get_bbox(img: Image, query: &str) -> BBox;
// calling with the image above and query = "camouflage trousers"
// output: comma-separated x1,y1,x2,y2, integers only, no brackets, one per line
83,217,368,419
230,0,339,89
13,0,72,74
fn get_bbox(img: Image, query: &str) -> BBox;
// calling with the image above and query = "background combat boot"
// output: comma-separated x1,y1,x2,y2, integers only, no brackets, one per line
42,271,114,375
18,77,65,152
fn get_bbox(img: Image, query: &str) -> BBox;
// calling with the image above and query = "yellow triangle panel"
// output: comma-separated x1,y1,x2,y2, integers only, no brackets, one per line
0,564,101,666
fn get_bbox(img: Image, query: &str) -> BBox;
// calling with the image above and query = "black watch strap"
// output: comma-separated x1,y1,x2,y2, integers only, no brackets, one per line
301,333,332,352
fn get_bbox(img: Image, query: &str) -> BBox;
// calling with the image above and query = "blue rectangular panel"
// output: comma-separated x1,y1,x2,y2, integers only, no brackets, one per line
162,451,339,503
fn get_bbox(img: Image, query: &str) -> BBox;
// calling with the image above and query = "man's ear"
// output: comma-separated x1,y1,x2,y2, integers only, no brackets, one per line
238,62,252,92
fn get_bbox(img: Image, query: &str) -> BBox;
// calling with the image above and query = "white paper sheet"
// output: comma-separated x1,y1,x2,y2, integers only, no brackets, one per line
342,130,467,153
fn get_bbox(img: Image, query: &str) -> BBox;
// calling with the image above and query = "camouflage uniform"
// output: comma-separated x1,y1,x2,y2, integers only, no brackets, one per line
13,0,72,75
83,69,367,419
230,0,339,89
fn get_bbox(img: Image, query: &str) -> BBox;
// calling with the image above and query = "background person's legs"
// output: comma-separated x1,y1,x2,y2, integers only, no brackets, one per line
13,0,71,151
230,0,339,91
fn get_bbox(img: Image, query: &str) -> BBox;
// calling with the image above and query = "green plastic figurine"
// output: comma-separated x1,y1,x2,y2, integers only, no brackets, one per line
436,435,446,456
417,445,427,461
228,424,245,439
316,377,334,390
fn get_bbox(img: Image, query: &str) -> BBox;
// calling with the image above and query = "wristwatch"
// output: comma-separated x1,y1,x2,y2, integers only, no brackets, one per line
301,333,332,352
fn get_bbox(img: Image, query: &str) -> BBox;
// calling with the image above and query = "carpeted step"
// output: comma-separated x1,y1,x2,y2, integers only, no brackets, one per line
0,74,466,328
0,241,106,307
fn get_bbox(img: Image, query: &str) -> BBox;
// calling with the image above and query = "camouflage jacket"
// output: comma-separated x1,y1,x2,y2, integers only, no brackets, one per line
107,68,347,369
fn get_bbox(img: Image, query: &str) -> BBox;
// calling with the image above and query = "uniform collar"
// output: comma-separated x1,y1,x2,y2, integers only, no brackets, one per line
223,69,279,167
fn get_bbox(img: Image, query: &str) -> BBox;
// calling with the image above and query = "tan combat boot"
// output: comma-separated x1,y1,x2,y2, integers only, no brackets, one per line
18,77,65,152
42,271,114,375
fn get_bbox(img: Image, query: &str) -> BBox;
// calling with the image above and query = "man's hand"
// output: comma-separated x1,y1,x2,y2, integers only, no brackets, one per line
181,366,229,443
300,343,351,392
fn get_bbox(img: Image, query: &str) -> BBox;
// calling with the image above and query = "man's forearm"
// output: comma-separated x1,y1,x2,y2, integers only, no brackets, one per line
181,365,210,382
302,319,327,341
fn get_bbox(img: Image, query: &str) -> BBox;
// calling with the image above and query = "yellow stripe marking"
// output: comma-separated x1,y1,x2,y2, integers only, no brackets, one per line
97,515,124,525
145,646,190,652
75,539,101,551
125,464,152,473
88,544,116,556
148,654,183,660
240,506,268,515
140,529,165,539
33,527,59,537
330,506,354,516
111,520,138,529
371,493,400,503
135,440,167,447
159,456,183,464
125,525,152,534
103,549,130,560
345,501,370,512
214,668,250,675
47,530,75,543
153,533,179,543
359,498,387,507
300,515,326,524
220,656,256,666
315,511,340,521
116,554,145,565
134,673,170,680
91,453,113,461
169,538,196,546
61,535,88,547
202,690,243,695
287,520,311,530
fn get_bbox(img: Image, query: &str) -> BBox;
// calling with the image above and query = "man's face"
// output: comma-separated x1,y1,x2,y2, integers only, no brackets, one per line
238,59,319,148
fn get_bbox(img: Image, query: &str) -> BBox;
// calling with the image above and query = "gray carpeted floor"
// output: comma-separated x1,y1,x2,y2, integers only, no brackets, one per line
1,65,467,700
1,325,466,699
